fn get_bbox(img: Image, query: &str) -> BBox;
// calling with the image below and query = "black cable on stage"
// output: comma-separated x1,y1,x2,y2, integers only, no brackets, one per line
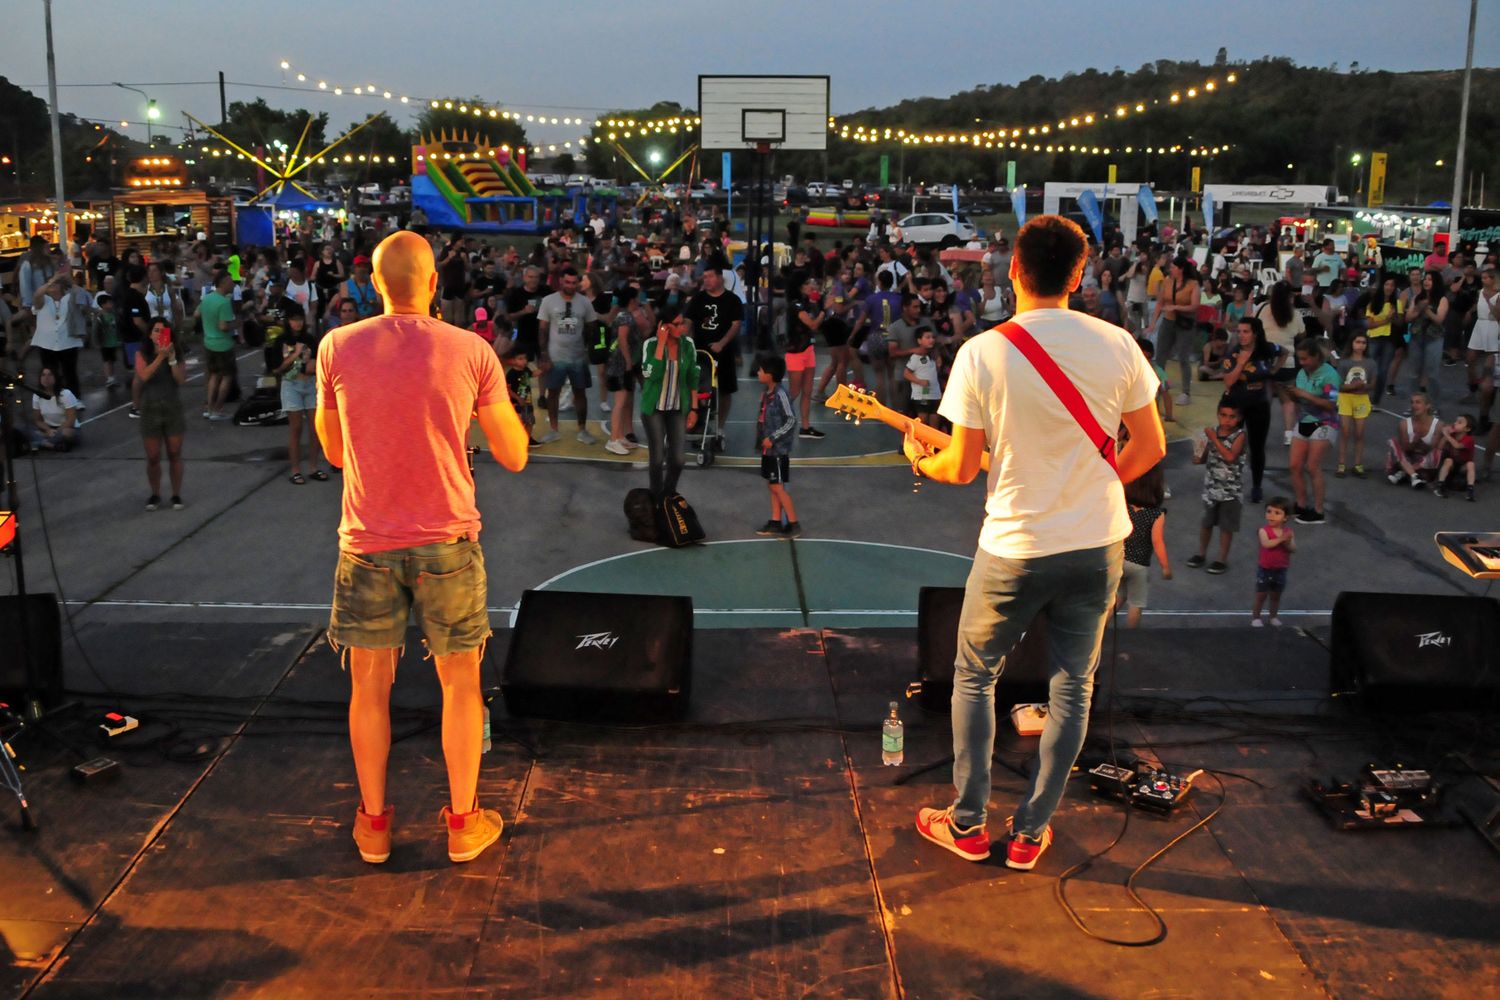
1053,770,1230,947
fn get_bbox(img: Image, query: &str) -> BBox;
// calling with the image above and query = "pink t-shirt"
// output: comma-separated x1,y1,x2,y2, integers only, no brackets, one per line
1259,524,1293,570
318,313,504,553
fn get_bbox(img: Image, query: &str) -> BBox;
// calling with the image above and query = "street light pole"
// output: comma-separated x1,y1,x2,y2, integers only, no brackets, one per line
43,0,67,249
1449,0,1477,246
112,82,155,139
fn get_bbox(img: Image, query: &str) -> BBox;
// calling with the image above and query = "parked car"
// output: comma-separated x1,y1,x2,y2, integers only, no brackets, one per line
893,212,978,246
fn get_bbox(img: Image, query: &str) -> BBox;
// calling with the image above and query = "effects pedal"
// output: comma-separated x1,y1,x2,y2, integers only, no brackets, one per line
1088,762,1137,802
1009,702,1048,736
98,712,139,739
1130,768,1200,813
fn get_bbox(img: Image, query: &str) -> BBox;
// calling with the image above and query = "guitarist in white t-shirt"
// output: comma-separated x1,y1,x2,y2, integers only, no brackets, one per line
906,214,1165,872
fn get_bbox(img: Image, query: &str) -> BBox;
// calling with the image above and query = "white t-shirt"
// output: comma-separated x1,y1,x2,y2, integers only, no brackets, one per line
284,278,319,311
939,308,1159,559
907,353,943,401
33,388,80,428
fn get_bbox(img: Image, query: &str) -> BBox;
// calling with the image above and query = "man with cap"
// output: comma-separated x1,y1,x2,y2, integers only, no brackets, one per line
331,255,381,321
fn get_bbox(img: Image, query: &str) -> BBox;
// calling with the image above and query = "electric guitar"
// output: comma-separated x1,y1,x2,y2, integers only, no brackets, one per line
823,384,990,472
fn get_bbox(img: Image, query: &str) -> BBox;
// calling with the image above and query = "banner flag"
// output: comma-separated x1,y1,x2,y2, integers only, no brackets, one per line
1077,189,1104,244
1011,186,1026,227
1137,184,1159,224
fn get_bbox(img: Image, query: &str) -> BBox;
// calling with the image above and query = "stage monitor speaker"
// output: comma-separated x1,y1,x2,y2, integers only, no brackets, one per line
502,589,692,721
1330,591,1500,710
917,586,1050,713
0,593,64,711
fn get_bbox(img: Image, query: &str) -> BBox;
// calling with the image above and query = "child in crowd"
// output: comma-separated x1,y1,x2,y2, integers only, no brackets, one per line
1118,463,1171,628
1198,328,1230,382
503,342,538,447
1252,497,1296,627
1187,401,1246,575
1139,338,1172,423
1335,332,1373,478
1433,414,1477,501
904,327,943,427
754,354,801,537
94,292,121,388
471,306,494,344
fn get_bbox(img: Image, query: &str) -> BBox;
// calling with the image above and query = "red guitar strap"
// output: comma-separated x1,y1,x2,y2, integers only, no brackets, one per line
997,320,1119,474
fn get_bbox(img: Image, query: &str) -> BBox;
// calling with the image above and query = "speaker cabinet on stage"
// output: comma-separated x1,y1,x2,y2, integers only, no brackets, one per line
502,589,692,721
917,586,1050,713
0,593,63,710
1331,591,1500,710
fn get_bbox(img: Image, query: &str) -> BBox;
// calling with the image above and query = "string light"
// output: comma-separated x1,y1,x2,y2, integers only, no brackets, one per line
832,71,1239,147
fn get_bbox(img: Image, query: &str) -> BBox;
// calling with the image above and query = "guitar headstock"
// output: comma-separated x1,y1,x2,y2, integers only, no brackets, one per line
824,383,883,421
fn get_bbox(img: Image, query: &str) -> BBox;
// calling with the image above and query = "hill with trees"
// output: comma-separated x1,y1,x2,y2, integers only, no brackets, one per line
587,57,1498,203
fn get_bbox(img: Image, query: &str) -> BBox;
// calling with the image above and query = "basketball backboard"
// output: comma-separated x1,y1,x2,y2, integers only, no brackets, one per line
698,76,830,151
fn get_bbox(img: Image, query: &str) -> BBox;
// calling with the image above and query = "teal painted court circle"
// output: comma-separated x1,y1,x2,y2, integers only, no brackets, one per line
523,539,975,629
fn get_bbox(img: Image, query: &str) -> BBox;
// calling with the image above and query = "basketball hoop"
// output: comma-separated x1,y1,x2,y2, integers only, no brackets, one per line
755,141,771,155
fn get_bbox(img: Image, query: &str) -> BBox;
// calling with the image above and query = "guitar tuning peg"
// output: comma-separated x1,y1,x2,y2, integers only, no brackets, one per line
844,412,851,421
854,417,861,426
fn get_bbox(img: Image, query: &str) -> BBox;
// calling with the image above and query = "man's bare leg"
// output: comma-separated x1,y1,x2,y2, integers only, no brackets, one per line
434,648,483,813
349,647,398,814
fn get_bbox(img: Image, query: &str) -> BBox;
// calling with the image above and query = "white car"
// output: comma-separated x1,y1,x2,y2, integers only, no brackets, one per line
894,212,978,246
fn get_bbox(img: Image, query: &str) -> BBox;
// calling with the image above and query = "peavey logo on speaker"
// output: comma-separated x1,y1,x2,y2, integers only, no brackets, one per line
575,631,622,651
1414,631,1453,650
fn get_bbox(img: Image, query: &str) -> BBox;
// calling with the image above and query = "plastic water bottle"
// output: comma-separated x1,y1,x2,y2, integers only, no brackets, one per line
482,705,492,754
882,701,904,766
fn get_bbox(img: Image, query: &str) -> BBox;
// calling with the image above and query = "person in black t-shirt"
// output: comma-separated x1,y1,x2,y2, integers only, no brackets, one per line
118,265,152,417
684,264,745,430
787,277,826,439
504,267,548,358
437,237,471,326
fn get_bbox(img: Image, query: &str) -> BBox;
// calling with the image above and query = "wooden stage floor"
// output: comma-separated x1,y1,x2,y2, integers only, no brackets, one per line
2,623,1497,999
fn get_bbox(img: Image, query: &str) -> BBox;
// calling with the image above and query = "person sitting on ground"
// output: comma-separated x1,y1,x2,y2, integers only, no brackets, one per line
1432,413,1477,501
1199,327,1231,381
25,365,80,452
1386,391,1442,489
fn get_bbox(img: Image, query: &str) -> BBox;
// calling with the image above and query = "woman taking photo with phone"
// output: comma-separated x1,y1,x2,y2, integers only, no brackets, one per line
136,319,188,511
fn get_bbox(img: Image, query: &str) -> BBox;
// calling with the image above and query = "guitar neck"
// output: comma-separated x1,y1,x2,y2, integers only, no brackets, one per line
850,396,990,471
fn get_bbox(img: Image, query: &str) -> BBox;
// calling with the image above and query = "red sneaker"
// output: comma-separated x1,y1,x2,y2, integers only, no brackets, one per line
915,806,991,862
353,804,394,864
1005,825,1053,871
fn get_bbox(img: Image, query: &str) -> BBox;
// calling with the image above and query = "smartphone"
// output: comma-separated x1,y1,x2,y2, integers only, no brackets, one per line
152,326,173,350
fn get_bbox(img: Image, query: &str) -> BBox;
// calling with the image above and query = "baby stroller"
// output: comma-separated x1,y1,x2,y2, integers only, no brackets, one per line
690,348,722,467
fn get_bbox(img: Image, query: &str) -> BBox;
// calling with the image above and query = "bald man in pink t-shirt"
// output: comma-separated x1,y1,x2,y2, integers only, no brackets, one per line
317,230,528,866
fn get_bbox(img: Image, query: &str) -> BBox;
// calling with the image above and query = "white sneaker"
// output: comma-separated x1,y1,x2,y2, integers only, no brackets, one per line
1269,616,1284,627
600,399,612,412
1387,472,1406,485
600,420,613,439
576,429,599,445
604,439,630,455
559,396,574,412
1251,618,1264,628
104,377,119,389
538,429,561,444
1175,392,1190,407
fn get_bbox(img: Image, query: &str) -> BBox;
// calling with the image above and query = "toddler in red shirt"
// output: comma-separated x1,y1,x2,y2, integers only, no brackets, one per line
1434,414,1477,501
1252,497,1296,628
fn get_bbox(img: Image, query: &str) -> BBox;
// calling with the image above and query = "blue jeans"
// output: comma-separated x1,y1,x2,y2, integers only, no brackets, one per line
951,543,1123,838
1408,336,1444,409
641,407,686,498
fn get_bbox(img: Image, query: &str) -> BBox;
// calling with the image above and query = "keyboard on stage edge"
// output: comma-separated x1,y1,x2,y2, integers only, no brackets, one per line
1434,531,1500,580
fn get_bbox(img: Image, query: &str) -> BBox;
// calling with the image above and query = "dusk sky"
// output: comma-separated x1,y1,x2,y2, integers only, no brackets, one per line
3,0,1495,147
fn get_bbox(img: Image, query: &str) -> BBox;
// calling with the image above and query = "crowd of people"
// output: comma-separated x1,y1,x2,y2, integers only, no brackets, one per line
0,201,1494,542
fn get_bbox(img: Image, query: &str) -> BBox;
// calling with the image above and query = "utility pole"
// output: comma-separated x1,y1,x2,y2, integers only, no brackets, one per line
43,0,67,249
1449,0,1477,246
219,71,228,124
